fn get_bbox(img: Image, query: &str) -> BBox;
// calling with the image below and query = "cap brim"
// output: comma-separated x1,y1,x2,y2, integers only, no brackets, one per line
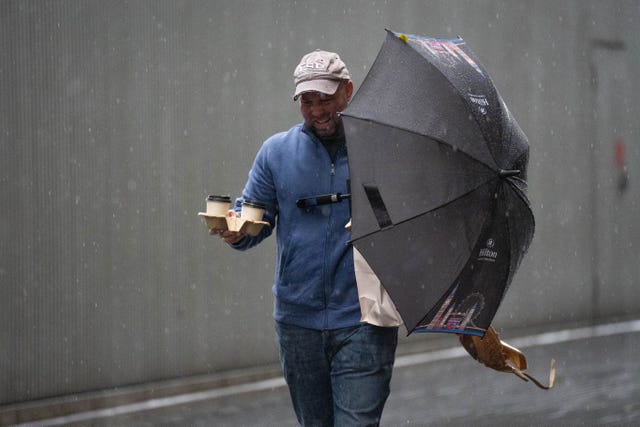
293,79,341,101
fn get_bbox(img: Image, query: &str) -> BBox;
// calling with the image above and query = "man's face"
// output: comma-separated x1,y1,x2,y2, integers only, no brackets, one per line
299,81,353,138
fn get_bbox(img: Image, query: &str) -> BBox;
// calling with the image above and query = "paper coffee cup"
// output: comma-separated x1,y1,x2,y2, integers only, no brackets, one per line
241,199,266,221
206,195,232,216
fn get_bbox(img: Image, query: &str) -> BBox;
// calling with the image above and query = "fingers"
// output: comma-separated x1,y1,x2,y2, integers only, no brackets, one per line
209,228,246,245
209,227,225,236
221,230,246,245
208,210,245,244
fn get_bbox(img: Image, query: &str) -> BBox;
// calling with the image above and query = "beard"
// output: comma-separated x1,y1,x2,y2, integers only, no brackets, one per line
308,115,342,138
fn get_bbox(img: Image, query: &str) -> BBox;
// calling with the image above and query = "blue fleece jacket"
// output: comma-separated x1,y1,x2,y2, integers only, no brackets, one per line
231,123,361,330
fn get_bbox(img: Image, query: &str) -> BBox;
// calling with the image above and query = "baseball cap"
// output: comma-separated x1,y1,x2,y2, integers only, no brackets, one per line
293,50,351,100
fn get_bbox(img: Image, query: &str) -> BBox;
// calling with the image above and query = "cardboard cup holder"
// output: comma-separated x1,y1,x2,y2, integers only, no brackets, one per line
198,212,269,237
199,196,268,236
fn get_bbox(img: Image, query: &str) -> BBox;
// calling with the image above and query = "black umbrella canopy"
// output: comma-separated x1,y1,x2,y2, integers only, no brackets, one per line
343,30,534,336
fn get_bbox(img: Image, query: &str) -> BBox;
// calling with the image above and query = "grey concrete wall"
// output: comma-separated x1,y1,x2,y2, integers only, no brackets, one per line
1,0,638,404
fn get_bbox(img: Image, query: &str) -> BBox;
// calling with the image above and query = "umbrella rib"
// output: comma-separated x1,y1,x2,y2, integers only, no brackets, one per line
349,178,499,244
342,115,497,172
395,178,497,226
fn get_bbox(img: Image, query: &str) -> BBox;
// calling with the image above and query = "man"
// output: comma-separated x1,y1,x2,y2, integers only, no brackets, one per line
211,50,398,426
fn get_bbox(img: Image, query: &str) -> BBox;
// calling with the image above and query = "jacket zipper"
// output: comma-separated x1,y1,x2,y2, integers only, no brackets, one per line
325,159,336,323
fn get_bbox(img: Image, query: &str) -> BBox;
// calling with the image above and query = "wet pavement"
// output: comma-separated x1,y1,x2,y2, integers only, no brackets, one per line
26,319,640,426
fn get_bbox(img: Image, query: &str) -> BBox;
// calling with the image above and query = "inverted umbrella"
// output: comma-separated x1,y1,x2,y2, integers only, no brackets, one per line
342,30,535,337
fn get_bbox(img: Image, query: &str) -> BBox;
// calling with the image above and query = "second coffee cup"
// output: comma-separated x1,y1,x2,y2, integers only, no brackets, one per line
241,199,266,221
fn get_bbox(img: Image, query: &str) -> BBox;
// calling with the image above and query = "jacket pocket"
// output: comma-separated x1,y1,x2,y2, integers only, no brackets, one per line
275,221,326,309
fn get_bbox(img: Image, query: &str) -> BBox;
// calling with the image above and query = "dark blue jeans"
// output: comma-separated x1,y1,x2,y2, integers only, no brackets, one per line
275,321,398,427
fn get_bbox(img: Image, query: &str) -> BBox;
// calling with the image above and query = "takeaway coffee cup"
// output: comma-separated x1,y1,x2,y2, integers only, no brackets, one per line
206,195,232,216
241,199,266,221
